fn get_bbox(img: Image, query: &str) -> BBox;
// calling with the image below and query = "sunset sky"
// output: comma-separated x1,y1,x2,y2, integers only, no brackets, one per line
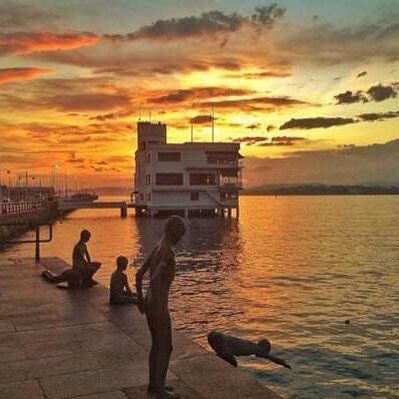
1,0,399,188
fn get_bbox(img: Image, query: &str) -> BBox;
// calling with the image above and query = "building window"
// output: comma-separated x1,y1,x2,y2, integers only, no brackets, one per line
146,174,151,185
140,141,146,150
156,173,183,185
158,152,181,162
190,192,199,201
139,193,144,201
147,193,151,201
145,154,151,163
189,173,215,185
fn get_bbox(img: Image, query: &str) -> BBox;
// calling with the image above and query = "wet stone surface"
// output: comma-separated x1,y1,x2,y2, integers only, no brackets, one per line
0,257,281,398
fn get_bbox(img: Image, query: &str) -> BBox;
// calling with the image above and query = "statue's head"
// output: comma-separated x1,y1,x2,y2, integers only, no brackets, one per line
256,338,271,358
80,229,91,243
164,215,186,245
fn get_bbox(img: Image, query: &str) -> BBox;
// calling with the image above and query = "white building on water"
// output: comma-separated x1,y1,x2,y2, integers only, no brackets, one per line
133,121,243,218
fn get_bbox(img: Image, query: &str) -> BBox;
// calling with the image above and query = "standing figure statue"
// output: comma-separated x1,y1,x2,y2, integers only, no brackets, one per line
136,216,186,399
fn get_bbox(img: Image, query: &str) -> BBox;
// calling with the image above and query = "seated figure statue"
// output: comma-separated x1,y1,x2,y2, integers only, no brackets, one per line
109,256,138,305
207,331,291,369
41,229,101,288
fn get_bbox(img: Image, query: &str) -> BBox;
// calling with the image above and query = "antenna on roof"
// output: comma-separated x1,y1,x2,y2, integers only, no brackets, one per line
191,123,194,143
211,103,215,143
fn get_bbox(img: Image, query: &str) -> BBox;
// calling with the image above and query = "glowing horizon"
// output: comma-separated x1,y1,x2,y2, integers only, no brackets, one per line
1,1,399,188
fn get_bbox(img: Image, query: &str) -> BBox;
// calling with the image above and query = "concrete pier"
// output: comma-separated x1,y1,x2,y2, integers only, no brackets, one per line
0,257,282,399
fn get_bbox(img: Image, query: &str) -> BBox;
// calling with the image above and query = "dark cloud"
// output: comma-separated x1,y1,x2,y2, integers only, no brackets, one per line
45,93,131,112
231,135,306,147
279,14,399,66
104,5,285,42
60,136,91,145
357,71,367,78
148,87,252,104
235,70,291,79
367,83,397,102
66,152,86,163
334,83,398,104
200,96,308,111
257,136,307,147
0,32,99,56
0,67,52,84
358,110,399,121
258,141,294,146
280,117,356,130
189,114,214,124
271,136,306,142
0,1,61,29
90,110,135,121
334,90,367,104
231,136,267,145
246,123,260,129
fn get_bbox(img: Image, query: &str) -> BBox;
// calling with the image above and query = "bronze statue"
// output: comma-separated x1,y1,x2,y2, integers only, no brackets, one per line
207,331,291,369
136,216,186,399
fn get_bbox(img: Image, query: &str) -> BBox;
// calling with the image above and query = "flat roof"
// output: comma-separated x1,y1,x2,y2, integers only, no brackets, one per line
148,142,240,150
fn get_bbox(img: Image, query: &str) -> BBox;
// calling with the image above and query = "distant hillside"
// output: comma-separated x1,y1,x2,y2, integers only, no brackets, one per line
242,184,399,195
93,186,132,196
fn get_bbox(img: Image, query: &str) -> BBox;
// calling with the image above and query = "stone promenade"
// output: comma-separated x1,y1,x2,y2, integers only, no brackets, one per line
0,257,281,399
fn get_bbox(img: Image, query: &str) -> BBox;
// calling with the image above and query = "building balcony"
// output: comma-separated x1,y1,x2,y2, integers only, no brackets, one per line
184,160,240,170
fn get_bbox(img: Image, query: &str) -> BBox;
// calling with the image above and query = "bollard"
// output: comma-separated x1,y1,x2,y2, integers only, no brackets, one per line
35,225,40,261
120,202,128,218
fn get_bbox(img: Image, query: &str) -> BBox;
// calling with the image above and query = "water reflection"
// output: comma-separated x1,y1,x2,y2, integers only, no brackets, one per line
1,195,398,399
134,217,244,336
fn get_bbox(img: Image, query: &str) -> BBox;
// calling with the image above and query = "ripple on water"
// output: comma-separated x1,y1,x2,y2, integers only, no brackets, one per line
1,196,399,399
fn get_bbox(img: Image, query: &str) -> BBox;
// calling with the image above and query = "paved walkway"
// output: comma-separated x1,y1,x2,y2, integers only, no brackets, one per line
0,257,282,399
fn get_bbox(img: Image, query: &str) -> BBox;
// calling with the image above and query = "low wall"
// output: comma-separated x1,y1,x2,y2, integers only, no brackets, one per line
0,201,59,245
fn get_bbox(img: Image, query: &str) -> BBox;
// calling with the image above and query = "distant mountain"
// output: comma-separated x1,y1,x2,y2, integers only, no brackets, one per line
93,186,132,196
242,184,399,195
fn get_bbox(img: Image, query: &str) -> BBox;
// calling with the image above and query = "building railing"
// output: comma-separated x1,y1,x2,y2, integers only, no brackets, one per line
0,201,46,216
185,160,240,169
0,223,53,261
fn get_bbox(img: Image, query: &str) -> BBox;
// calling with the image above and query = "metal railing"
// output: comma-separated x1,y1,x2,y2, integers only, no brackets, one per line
0,223,53,261
1,201,45,216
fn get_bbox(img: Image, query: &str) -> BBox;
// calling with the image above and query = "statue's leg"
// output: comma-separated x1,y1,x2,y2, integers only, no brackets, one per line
153,313,173,394
146,309,159,393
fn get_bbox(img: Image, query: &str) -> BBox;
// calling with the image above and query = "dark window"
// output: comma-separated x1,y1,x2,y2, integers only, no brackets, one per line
158,152,181,162
190,192,199,201
146,174,151,185
189,173,215,185
147,193,151,201
156,173,183,185
140,141,146,150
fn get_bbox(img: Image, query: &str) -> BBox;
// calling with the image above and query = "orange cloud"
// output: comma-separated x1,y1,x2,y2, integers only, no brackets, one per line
0,67,52,84
0,31,99,55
